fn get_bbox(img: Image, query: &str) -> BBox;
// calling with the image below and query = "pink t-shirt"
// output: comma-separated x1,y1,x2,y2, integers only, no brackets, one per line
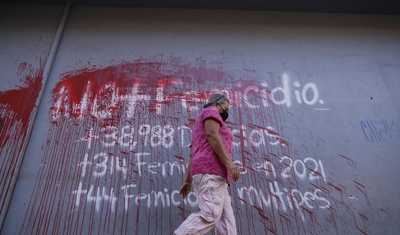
190,106,233,184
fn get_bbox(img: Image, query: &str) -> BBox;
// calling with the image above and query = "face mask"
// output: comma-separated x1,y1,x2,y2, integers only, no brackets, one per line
220,109,229,121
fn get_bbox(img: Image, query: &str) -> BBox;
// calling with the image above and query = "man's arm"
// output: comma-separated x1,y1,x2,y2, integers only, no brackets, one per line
204,119,239,181
179,148,192,198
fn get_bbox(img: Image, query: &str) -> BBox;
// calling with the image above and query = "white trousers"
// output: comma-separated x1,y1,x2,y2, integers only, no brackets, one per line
174,174,237,235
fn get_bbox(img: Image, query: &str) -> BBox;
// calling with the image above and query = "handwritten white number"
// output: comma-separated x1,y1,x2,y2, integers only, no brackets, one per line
280,156,292,179
93,152,108,177
162,125,174,148
293,159,306,179
102,126,118,147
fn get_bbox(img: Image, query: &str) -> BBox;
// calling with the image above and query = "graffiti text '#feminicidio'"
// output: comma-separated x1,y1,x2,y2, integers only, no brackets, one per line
51,73,324,120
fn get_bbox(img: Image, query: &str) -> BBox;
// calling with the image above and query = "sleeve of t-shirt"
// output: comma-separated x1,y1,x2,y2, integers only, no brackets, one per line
201,107,223,125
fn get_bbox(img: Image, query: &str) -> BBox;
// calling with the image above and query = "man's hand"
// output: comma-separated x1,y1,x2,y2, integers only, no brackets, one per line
179,182,192,199
228,163,240,182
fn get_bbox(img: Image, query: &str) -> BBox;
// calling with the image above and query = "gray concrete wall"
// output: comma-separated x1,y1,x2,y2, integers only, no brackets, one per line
1,4,400,235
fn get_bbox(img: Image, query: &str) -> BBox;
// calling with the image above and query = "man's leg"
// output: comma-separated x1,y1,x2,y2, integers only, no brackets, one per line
214,190,237,235
174,174,227,235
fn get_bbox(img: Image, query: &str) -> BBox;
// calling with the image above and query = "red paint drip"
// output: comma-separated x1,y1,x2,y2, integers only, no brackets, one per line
0,59,45,216
0,60,44,132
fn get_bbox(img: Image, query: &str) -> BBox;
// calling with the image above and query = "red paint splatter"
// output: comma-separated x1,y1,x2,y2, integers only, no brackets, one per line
0,60,44,131
49,59,244,126
0,59,45,217
14,56,364,235
327,182,343,193
339,154,357,168
354,181,371,208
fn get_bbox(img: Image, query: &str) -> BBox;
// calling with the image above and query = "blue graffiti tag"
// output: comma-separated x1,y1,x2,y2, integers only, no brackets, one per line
361,119,400,144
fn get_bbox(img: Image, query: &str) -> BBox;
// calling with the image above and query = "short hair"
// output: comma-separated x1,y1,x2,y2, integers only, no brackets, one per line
203,94,230,108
